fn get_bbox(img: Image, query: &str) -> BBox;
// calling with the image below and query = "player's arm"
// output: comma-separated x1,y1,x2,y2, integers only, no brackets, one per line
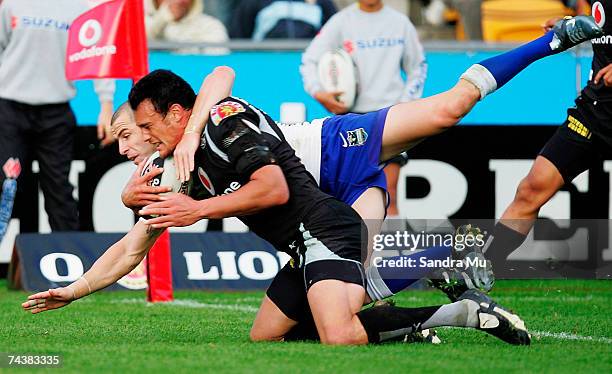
22,220,163,314
174,66,236,182
141,165,288,227
197,165,288,218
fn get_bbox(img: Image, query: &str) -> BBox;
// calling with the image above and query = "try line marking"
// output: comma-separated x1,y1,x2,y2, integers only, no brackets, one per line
114,298,612,344
531,331,612,344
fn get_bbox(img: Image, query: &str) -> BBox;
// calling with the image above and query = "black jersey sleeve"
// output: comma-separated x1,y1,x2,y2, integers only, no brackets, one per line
207,99,278,178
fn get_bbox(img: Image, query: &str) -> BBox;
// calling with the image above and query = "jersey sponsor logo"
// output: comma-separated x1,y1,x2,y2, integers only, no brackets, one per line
593,2,606,28
13,16,70,31
198,167,216,195
78,19,103,47
2,158,21,179
68,17,117,63
339,128,368,148
210,102,246,126
592,35,612,44
222,181,242,195
354,37,405,50
566,115,591,139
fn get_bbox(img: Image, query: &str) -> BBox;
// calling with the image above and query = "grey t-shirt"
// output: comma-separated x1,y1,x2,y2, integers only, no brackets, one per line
301,3,427,112
0,0,114,105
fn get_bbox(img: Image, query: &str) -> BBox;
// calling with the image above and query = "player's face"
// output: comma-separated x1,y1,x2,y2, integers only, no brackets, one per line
134,99,186,158
115,112,156,165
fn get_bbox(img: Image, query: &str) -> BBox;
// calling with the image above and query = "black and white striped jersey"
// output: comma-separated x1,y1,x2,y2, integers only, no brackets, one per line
189,96,333,256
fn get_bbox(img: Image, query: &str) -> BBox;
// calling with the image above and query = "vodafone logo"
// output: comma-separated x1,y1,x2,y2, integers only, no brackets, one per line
593,2,606,28
78,19,102,47
198,167,216,196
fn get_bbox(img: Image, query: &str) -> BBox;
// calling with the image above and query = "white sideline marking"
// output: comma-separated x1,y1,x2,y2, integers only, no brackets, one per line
532,331,612,344
114,298,259,313
113,299,612,344
497,295,607,303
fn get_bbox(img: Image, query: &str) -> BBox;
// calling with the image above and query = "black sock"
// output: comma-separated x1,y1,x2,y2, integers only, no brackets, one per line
356,304,440,343
484,222,528,264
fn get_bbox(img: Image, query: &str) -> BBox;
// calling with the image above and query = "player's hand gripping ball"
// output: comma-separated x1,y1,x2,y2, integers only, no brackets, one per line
141,151,192,218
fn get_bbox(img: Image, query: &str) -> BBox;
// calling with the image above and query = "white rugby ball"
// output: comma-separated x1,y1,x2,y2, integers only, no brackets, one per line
141,151,191,196
317,48,359,110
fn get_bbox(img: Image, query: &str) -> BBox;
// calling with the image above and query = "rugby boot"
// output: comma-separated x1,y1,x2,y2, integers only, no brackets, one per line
551,15,603,52
459,289,531,346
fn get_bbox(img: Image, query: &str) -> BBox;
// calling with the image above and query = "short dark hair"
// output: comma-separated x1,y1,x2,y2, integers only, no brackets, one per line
128,69,196,116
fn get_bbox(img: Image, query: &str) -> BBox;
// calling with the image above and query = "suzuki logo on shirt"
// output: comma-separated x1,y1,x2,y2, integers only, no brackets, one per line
349,37,405,50
14,16,70,31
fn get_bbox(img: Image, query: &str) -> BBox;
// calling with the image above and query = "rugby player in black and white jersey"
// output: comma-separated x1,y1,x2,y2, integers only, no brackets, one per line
108,69,490,345
22,69,531,346
481,1,612,266
21,16,603,345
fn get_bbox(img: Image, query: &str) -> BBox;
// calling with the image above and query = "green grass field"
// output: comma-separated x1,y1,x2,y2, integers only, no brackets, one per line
1,279,611,373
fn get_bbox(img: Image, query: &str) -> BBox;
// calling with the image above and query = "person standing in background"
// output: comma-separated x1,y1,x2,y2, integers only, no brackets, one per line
300,0,427,224
144,0,229,53
0,0,115,231
230,0,337,40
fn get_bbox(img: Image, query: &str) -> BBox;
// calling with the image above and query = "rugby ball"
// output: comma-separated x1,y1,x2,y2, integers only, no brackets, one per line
141,151,191,196
317,48,359,110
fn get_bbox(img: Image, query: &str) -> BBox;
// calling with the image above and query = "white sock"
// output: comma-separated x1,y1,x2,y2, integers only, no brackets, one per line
460,64,498,100
421,299,480,329
365,264,394,301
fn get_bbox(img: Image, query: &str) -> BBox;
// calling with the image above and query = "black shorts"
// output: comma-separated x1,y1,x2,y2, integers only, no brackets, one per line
266,199,366,321
539,95,612,183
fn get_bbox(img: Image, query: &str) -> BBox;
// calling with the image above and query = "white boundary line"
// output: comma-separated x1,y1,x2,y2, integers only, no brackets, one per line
114,298,259,313
532,331,612,344
113,298,612,344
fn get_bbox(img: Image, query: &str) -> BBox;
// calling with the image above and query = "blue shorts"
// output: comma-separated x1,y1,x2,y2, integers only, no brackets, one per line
319,107,390,206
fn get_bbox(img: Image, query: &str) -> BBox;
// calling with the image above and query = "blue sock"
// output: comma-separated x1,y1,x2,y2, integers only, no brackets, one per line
478,30,556,89
367,245,451,300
